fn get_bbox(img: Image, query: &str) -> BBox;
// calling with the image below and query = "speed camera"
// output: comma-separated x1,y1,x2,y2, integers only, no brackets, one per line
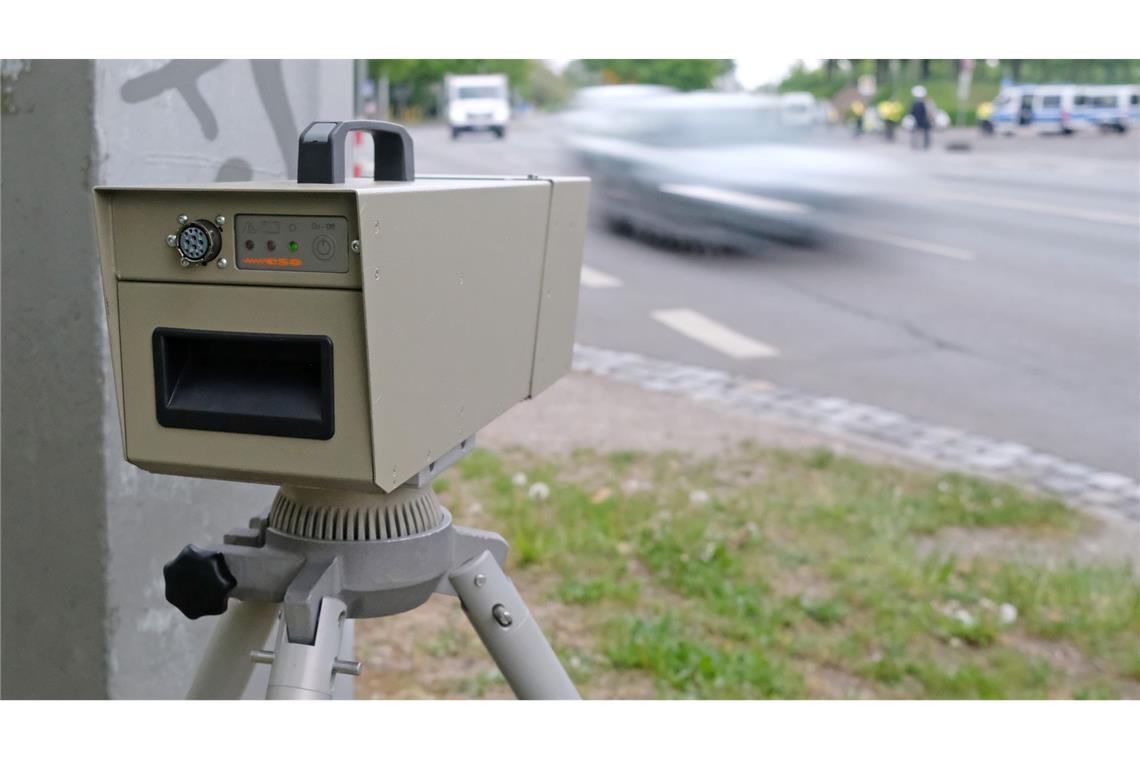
94,120,590,493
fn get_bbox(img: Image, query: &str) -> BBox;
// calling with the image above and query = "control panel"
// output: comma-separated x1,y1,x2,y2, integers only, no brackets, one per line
234,214,350,273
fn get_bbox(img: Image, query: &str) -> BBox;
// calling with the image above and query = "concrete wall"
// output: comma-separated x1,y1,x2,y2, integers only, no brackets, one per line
2,59,353,698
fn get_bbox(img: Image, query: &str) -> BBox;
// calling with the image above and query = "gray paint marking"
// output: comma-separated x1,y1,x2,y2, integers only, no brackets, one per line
250,60,299,177
120,60,225,139
121,59,301,181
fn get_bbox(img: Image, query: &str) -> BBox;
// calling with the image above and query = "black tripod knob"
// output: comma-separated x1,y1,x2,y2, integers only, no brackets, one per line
164,545,236,619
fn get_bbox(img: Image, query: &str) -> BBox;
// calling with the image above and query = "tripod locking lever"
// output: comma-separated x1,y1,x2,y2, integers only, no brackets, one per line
164,544,237,620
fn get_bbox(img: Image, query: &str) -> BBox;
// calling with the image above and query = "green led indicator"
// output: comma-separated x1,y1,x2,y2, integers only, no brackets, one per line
289,241,299,252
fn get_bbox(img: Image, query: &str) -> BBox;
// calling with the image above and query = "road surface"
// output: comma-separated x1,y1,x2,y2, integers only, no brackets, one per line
404,118,1140,477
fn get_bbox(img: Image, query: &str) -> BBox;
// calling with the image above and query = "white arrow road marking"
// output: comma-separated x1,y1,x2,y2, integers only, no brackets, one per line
580,265,623,288
651,308,779,359
842,228,976,261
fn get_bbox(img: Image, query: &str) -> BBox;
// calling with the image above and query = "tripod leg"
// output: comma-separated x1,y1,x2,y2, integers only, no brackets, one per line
451,551,580,699
187,600,278,699
262,597,361,699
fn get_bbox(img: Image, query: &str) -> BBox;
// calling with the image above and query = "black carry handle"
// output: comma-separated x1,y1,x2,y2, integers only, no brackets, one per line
297,120,415,184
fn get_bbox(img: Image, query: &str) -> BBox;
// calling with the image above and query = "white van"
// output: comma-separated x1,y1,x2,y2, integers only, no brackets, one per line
990,86,1034,135
1080,85,1138,133
1028,85,1085,135
445,73,510,140
778,92,818,128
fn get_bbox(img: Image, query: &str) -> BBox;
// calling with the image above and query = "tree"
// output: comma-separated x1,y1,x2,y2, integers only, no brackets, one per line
875,59,889,89
824,59,837,83
574,60,735,92
523,61,572,110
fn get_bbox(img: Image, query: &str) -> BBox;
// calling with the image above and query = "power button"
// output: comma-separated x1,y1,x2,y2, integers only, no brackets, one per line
313,234,336,261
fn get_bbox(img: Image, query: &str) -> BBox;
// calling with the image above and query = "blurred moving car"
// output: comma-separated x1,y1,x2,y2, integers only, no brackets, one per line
561,84,676,134
565,91,907,249
445,73,510,139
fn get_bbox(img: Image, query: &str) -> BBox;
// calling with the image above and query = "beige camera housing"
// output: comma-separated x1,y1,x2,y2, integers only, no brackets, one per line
94,173,589,493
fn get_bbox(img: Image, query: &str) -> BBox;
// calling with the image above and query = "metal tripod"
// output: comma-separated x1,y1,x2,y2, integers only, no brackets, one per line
166,480,578,700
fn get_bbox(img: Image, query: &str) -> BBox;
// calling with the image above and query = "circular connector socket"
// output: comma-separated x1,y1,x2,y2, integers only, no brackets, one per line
176,220,223,265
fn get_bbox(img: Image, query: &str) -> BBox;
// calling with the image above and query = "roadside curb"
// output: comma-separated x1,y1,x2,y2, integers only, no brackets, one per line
572,343,1140,523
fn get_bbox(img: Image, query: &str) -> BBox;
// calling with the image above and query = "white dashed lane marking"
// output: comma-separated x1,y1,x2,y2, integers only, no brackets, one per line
930,190,1139,227
580,265,623,288
651,308,779,359
841,227,977,261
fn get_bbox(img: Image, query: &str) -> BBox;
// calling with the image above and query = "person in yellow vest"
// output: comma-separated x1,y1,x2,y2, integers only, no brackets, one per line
849,100,866,137
976,100,995,135
878,99,903,141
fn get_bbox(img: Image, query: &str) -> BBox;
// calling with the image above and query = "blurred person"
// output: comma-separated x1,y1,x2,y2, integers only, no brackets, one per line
850,99,866,137
976,100,995,135
909,85,931,150
878,99,903,141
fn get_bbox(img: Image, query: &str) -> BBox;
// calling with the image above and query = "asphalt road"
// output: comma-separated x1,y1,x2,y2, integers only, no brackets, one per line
407,118,1140,477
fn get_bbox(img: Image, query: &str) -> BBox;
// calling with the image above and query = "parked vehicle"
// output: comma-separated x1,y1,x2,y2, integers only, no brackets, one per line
565,92,908,250
1028,85,1085,135
778,92,818,128
445,73,510,139
1081,85,1138,133
990,85,1035,135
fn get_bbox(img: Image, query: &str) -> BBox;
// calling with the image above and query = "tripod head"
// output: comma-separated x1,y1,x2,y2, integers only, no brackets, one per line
165,476,506,643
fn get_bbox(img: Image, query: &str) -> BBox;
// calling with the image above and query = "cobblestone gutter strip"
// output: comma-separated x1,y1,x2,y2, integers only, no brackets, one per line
572,344,1140,523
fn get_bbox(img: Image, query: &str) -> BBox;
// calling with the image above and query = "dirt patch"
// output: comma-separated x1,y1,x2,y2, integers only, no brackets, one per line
480,372,891,459
919,520,1140,572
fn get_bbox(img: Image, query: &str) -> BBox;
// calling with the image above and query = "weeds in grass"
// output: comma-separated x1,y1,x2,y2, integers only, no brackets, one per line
445,445,1138,698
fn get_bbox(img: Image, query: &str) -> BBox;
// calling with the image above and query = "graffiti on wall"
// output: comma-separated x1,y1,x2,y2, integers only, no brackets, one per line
119,59,299,181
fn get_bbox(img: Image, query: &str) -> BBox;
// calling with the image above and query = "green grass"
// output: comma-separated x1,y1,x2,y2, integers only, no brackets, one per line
443,445,1139,699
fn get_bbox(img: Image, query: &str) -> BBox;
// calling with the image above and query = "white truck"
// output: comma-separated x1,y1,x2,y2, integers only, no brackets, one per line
445,73,510,140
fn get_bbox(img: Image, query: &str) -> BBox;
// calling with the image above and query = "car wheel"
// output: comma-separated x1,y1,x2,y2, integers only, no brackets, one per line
604,215,633,236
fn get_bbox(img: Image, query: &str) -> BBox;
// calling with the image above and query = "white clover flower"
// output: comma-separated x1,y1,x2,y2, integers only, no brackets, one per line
622,478,645,494
998,603,1018,625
